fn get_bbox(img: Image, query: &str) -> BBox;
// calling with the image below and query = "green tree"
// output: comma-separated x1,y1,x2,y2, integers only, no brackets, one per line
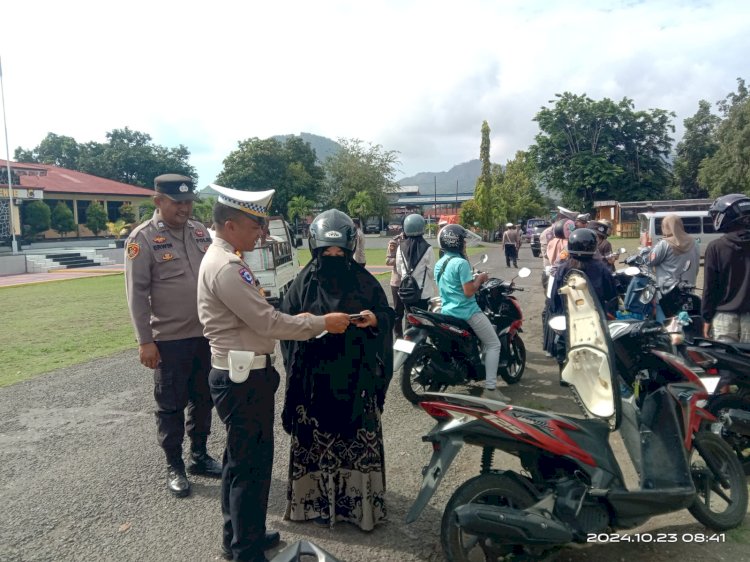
672,100,721,199
699,78,750,197
50,202,76,238
22,200,51,239
16,128,196,188
347,191,376,223
323,138,400,219
137,200,156,221
458,199,480,227
14,132,80,169
85,202,109,236
217,136,324,217
495,151,546,224
473,121,495,232
118,202,136,223
531,92,674,210
192,197,216,226
287,195,314,225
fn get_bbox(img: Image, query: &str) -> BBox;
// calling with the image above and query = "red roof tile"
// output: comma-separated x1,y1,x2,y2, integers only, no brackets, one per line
0,159,155,197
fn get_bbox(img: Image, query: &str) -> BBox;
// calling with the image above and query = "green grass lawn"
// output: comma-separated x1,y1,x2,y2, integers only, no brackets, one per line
0,274,134,388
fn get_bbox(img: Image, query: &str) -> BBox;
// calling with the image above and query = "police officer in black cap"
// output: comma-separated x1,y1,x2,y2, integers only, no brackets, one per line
125,173,222,497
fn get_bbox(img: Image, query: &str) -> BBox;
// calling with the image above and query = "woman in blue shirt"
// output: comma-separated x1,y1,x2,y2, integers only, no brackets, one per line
434,225,510,402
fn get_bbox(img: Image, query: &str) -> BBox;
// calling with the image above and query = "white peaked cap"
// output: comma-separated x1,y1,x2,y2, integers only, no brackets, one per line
557,206,578,220
210,184,275,219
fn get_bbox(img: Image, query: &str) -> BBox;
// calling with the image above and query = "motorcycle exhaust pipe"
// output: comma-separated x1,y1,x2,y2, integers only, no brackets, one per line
722,408,750,437
452,504,573,545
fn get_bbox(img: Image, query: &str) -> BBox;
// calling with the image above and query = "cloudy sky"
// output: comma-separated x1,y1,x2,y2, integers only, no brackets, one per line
1,0,748,189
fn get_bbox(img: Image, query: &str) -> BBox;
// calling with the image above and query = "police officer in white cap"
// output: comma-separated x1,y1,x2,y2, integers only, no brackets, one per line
198,184,350,562
125,173,221,499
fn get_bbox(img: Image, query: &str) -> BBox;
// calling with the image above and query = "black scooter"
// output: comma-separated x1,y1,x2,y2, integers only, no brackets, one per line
393,256,530,404
405,270,747,561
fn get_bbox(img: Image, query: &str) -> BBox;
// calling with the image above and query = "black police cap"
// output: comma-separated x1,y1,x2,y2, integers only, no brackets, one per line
154,174,198,201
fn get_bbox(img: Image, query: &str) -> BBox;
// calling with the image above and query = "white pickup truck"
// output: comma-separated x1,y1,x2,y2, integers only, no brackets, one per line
242,217,302,307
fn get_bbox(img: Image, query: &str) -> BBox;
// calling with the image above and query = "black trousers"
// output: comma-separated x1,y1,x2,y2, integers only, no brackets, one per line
153,337,213,466
210,362,280,562
390,285,405,338
504,244,518,266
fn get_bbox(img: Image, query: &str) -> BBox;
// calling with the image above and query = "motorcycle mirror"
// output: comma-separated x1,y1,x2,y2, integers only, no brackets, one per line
517,267,531,278
624,266,641,277
472,254,489,270
548,315,567,332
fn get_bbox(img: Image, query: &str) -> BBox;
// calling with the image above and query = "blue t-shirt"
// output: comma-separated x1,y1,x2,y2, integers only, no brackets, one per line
434,252,481,320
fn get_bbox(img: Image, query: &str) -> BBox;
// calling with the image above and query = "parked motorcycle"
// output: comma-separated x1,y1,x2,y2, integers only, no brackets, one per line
682,336,750,474
405,270,747,561
393,255,530,404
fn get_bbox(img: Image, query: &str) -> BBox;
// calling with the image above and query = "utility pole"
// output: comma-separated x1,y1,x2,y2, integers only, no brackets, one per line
0,56,19,254
455,180,459,214
434,176,437,224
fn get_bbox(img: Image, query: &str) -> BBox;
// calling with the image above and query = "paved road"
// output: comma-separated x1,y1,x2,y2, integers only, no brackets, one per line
0,244,745,562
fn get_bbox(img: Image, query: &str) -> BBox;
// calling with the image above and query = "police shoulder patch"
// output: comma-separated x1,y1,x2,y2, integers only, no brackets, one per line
127,242,140,260
238,267,254,285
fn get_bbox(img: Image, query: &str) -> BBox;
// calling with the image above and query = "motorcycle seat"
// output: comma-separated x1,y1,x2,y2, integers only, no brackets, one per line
422,311,474,334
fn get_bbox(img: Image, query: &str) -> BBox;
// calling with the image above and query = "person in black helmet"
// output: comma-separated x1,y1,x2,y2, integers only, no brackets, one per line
434,224,510,402
548,228,618,367
702,193,750,342
549,228,618,317
280,209,395,531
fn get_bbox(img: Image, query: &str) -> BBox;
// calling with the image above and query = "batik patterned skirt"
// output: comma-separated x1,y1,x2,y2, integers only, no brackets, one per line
284,397,386,531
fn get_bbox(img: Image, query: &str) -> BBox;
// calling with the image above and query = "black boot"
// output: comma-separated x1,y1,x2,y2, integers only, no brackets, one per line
188,440,222,477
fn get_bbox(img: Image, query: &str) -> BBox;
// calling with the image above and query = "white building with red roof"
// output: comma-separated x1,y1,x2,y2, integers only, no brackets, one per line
0,159,155,240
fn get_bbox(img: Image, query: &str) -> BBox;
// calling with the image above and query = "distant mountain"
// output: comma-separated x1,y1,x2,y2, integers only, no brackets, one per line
272,132,342,163
397,160,481,194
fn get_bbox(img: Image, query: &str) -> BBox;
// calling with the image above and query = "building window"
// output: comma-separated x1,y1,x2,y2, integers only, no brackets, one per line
107,201,125,220
76,200,90,223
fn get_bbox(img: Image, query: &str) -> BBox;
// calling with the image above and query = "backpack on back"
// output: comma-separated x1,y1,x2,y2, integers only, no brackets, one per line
397,242,428,305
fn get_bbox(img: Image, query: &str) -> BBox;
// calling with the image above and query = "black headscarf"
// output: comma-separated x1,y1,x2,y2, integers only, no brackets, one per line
401,235,431,271
280,253,395,436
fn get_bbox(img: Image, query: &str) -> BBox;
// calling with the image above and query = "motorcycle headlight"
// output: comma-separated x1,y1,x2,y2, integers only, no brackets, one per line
639,286,655,304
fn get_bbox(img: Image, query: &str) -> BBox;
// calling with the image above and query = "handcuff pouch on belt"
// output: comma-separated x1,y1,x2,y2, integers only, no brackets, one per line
228,350,255,383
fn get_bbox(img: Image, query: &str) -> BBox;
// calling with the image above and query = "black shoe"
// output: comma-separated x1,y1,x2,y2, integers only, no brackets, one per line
167,466,190,498
187,451,222,477
220,532,280,559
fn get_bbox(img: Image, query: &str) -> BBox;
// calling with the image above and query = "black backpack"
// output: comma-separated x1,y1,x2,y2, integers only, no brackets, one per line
397,242,429,305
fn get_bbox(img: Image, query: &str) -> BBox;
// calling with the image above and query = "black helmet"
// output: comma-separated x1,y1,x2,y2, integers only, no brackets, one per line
308,209,356,255
587,220,610,237
553,219,569,239
567,228,598,259
708,193,750,232
438,224,468,251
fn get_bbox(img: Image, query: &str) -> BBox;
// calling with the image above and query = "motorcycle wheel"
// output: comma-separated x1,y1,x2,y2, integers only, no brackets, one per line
441,473,537,562
498,336,526,385
401,345,447,404
706,394,750,475
687,431,748,531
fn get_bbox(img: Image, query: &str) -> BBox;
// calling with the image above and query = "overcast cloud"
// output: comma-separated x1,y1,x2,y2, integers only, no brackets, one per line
1,0,748,188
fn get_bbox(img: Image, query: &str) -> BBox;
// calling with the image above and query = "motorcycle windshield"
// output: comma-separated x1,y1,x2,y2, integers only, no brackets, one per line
559,270,621,429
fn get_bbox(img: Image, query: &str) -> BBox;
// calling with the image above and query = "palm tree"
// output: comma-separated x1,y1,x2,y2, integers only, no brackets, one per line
287,195,315,234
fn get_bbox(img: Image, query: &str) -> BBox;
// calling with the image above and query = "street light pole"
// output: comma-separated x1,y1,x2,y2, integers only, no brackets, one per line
0,56,19,254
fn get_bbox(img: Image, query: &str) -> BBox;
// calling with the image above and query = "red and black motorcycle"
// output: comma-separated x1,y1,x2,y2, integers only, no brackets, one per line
394,261,530,404
405,270,747,561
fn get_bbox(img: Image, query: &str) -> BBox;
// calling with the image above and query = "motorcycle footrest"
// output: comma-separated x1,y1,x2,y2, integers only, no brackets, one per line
452,504,573,545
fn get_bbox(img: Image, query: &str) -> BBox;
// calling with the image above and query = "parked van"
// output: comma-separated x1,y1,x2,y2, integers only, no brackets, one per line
638,211,720,257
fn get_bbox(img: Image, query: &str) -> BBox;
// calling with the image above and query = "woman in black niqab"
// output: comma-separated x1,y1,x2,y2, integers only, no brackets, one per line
280,233,394,531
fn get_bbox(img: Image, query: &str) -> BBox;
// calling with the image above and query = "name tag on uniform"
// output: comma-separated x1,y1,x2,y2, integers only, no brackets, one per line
228,350,255,383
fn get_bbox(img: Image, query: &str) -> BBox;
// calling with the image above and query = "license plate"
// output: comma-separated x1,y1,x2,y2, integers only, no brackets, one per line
394,339,416,354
